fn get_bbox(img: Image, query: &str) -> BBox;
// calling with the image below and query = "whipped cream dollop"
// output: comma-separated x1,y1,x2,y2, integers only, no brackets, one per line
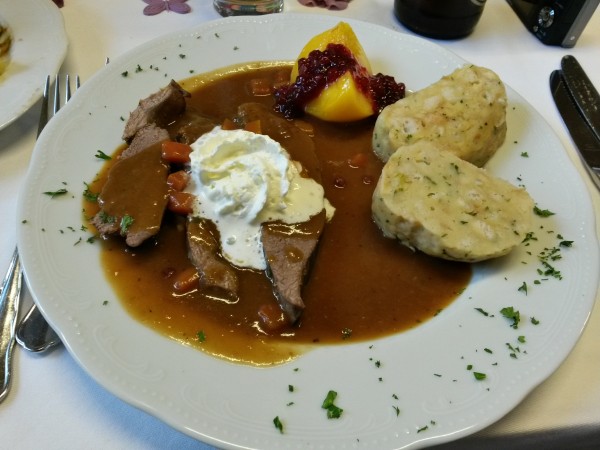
188,126,331,270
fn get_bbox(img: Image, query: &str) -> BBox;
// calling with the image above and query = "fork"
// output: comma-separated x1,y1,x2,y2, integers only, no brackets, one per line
14,75,80,354
0,74,79,404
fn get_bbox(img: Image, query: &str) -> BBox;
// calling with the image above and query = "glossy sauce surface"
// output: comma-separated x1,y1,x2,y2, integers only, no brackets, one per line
87,64,471,365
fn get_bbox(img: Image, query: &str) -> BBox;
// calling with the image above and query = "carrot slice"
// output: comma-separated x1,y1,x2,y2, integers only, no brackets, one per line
248,78,272,96
244,119,262,134
168,191,195,215
258,303,289,332
167,170,190,192
173,267,199,293
162,141,192,164
221,118,238,130
348,152,369,168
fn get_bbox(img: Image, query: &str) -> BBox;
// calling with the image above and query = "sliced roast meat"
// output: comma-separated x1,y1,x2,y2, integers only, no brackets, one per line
121,124,169,159
122,80,190,142
171,109,218,145
92,140,169,247
235,103,326,322
262,210,326,323
187,218,239,299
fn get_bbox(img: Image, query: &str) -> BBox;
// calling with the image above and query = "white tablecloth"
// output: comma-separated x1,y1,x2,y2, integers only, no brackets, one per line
1,1,599,448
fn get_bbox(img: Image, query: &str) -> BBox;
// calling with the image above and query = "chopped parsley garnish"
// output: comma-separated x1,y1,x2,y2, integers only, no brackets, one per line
538,260,562,280
83,183,99,202
393,406,400,417
321,390,343,419
341,327,352,340
531,317,540,325
119,215,134,235
95,150,112,160
196,330,206,342
98,210,116,224
473,372,487,380
506,342,519,359
522,231,538,244
475,307,491,317
273,416,283,434
518,281,528,295
533,206,555,217
43,188,68,198
500,306,520,329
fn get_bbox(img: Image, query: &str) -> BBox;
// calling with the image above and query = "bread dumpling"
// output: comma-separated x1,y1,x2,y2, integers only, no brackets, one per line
372,65,507,167
372,141,534,262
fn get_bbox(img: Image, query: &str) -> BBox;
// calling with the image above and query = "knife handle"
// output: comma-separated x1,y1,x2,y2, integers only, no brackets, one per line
560,55,600,143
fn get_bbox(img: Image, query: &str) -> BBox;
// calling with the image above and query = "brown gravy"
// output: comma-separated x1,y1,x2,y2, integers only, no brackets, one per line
86,64,471,366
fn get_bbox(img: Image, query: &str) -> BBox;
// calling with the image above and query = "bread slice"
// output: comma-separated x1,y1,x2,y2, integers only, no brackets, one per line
372,65,507,167
372,141,534,262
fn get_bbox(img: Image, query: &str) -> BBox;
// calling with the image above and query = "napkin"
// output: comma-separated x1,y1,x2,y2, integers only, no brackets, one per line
298,0,350,10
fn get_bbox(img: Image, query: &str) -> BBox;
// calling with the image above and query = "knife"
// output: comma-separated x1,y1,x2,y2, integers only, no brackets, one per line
550,69,600,190
561,55,600,143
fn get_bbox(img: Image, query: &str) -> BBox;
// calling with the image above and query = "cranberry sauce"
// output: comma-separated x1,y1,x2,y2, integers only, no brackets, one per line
274,43,405,119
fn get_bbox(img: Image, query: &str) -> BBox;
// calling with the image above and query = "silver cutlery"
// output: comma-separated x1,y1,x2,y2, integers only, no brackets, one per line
0,74,79,404
550,55,600,190
0,249,22,403
14,74,80,353
560,55,600,143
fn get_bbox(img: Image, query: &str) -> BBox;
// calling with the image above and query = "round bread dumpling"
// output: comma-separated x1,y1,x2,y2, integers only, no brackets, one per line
372,141,534,262
372,64,507,167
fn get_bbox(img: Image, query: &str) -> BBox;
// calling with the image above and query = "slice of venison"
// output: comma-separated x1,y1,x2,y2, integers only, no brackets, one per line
236,103,325,323
262,210,326,323
92,139,169,247
121,124,169,159
122,80,190,142
186,219,239,299
172,110,218,145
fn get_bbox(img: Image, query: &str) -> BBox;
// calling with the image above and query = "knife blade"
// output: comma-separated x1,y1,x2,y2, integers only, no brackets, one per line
550,69,600,190
560,55,600,143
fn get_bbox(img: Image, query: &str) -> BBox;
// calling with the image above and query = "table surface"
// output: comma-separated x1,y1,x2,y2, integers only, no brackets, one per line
1,1,599,448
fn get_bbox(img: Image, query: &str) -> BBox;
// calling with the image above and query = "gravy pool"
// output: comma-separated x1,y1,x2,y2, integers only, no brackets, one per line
86,64,471,366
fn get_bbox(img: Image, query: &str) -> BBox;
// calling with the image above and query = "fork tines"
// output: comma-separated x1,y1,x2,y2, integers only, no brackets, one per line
38,74,81,137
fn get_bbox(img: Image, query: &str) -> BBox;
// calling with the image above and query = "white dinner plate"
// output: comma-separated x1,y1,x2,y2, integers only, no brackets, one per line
0,0,68,131
17,14,599,449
